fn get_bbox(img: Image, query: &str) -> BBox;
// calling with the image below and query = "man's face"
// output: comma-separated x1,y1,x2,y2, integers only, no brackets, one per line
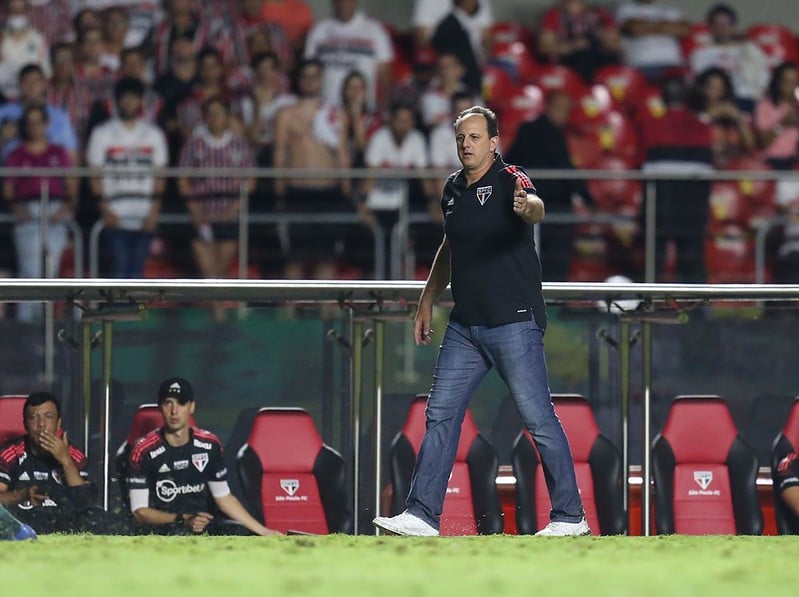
118,92,142,120
24,401,60,451
204,101,228,134
159,398,195,433
298,64,322,98
333,0,358,22
199,55,222,85
19,71,46,103
709,13,736,43
455,113,497,172
546,93,572,128
121,52,145,78
390,107,415,141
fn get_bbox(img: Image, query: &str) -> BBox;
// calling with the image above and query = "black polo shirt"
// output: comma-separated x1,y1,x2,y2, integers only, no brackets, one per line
442,155,547,329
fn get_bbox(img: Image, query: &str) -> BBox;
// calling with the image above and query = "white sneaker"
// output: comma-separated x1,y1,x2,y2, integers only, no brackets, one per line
534,518,591,537
372,511,440,537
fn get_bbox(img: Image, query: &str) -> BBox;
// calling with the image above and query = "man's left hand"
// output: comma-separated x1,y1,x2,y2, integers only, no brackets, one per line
513,177,533,218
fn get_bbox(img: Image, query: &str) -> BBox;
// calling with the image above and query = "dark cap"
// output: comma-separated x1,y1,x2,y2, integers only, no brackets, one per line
157,377,194,404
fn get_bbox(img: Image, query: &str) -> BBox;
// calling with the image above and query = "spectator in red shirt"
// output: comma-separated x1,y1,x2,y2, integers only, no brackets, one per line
640,76,714,282
537,0,621,83
3,104,77,320
260,0,314,58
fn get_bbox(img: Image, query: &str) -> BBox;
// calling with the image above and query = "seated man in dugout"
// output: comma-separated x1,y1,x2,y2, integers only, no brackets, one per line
777,451,799,520
0,392,125,534
127,377,281,535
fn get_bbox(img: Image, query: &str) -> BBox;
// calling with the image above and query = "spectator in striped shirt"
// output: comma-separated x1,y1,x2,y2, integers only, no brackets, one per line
177,46,233,153
177,96,255,320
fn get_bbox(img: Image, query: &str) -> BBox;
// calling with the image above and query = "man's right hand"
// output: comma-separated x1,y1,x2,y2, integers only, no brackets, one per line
413,303,434,346
184,511,214,533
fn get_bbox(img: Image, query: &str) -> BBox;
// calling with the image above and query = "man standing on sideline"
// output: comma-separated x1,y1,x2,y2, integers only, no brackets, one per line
127,377,280,536
86,77,168,278
372,106,589,537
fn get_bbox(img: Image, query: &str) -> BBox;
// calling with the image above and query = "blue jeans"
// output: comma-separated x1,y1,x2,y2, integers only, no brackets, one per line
13,207,69,321
406,318,585,529
103,228,152,278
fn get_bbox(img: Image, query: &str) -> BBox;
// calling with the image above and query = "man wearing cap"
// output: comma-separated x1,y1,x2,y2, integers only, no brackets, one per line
127,377,280,535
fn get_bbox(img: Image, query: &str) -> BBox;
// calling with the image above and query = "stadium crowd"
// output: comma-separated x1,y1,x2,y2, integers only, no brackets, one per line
1,0,799,313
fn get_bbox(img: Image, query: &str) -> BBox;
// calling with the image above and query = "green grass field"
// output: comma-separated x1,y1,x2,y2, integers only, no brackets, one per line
4,535,798,596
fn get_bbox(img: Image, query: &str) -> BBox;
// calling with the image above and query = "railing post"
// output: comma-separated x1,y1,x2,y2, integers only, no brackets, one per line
40,180,55,385
641,321,653,536
644,181,657,283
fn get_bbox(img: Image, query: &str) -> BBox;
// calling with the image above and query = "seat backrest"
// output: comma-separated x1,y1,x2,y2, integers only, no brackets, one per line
0,395,26,446
389,395,502,536
652,396,763,535
237,408,351,535
512,394,625,535
771,397,799,534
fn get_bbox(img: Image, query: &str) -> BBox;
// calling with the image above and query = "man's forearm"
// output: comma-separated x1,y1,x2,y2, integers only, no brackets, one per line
0,488,25,506
420,240,451,307
133,507,183,526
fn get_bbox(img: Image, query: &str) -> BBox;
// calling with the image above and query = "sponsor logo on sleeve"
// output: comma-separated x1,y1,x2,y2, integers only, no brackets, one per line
150,446,166,459
193,439,212,450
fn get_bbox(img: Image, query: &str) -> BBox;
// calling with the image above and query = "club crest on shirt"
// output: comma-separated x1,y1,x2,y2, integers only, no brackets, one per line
476,185,492,205
192,453,209,472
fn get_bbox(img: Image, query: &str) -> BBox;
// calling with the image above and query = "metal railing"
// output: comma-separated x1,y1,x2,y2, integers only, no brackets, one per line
4,164,797,286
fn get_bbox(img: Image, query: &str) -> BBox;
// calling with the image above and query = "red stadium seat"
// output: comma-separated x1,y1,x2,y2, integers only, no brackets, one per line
593,65,648,114
652,396,763,535
681,23,713,63
498,84,546,149
387,394,503,536
704,227,758,283
708,182,753,233
629,83,667,128
237,407,352,534
488,23,538,84
746,24,799,69
488,21,534,53
512,394,626,535
725,156,777,226
529,63,586,97
566,131,603,169
482,63,518,112
0,395,27,446
587,156,642,215
771,397,799,534
568,84,615,136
